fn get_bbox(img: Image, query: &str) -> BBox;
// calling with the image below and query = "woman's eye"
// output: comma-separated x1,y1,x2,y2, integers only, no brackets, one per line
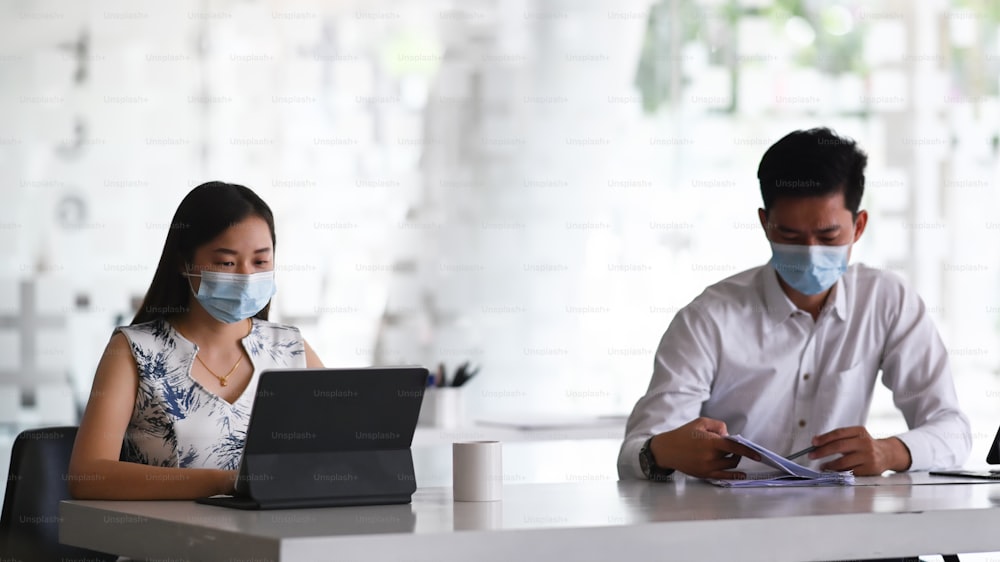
217,262,235,267
820,239,837,244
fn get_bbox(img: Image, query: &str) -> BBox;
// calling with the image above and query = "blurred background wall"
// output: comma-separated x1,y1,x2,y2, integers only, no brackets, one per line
1,0,999,482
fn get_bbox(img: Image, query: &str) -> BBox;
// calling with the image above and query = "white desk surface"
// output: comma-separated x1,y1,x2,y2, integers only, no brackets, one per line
411,419,626,447
60,441,1000,562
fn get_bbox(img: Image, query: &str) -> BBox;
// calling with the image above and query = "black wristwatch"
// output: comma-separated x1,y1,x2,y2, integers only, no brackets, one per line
639,436,675,481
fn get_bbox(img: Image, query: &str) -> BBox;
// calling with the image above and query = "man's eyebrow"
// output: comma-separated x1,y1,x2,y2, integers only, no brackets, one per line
772,224,842,235
774,225,802,234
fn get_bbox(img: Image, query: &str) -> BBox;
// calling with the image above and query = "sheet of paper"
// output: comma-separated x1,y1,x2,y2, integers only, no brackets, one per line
707,434,855,488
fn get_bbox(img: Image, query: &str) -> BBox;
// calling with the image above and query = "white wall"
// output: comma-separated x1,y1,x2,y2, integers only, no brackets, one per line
0,0,998,451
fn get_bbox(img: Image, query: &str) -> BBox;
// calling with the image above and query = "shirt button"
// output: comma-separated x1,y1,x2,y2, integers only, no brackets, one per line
798,419,806,428
803,373,810,380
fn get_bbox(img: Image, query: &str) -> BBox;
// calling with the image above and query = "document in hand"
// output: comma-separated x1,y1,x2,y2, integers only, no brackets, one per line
707,434,856,488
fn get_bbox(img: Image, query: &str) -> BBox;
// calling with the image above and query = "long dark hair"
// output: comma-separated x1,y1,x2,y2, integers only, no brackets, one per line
132,181,277,325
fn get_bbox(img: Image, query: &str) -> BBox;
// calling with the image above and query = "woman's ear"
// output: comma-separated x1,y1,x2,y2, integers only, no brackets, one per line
178,258,195,278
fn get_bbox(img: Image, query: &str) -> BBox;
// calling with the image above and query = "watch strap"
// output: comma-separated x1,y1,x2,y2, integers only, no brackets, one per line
641,436,675,481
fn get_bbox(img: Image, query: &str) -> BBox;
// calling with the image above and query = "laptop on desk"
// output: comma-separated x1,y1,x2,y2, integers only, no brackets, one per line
197,366,428,510
929,424,1000,481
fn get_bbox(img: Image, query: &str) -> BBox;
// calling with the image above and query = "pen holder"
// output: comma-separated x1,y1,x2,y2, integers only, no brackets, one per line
418,387,465,429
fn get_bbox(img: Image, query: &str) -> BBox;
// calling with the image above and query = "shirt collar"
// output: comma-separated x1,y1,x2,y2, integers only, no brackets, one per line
761,266,848,329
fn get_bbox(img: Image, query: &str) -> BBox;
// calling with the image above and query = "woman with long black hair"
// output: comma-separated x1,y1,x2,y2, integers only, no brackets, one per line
69,181,323,499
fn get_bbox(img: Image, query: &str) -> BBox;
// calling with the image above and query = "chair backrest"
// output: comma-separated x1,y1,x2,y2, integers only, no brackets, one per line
0,426,115,561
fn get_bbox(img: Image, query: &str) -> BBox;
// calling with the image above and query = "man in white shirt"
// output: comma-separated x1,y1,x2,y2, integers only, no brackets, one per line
618,127,971,481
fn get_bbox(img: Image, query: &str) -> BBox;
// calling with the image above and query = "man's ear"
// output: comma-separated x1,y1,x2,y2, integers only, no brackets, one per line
852,210,868,243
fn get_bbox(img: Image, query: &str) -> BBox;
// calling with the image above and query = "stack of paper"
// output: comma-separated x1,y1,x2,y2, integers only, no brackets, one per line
707,434,855,488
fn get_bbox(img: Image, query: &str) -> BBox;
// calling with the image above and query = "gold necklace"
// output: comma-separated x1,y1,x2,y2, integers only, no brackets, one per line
196,353,243,387
177,319,252,387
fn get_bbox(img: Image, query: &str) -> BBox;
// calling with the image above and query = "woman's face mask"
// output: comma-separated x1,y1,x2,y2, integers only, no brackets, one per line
183,268,276,323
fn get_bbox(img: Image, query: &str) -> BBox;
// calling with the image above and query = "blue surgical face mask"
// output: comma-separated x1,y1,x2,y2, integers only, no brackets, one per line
183,268,276,324
769,242,850,296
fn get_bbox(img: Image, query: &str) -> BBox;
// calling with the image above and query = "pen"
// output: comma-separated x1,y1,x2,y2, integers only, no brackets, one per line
786,445,816,461
451,362,481,387
461,365,480,385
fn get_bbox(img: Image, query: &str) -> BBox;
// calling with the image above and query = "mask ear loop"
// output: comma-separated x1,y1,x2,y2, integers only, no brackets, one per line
181,264,202,295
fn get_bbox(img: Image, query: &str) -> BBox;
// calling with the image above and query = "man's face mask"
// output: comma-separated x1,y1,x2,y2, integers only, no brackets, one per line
768,242,849,296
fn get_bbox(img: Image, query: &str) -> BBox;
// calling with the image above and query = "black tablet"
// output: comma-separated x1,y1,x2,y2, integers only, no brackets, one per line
197,366,428,509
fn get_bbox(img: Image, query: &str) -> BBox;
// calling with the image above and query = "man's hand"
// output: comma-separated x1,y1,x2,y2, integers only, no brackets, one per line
810,426,912,475
649,417,762,479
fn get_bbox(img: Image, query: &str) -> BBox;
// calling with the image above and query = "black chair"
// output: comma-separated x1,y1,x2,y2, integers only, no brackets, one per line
0,426,116,561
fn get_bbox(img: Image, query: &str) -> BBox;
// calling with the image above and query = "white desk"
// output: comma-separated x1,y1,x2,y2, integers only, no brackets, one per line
60,440,1000,562
411,418,626,447
413,439,623,487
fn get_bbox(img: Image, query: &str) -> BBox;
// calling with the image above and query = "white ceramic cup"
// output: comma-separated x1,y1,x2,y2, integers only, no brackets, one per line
452,441,502,502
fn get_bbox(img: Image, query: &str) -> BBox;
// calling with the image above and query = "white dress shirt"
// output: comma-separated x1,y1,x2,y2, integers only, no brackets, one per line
618,263,971,479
